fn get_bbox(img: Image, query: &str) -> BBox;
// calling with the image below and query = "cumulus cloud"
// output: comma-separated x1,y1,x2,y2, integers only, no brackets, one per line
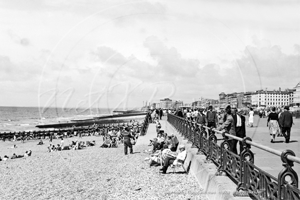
7,30,30,47
236,37,300,90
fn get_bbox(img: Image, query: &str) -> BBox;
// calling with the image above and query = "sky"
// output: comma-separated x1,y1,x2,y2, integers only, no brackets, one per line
0,0,300,111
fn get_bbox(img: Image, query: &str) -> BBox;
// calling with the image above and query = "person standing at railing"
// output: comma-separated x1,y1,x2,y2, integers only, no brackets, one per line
196,108,207,125
176,108,184,118
206,106,218,135
216,105,237,154
232,107,246,154
267,107,280,143
279,106,294,143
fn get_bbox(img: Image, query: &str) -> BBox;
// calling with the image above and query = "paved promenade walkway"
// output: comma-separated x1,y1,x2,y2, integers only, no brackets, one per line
229,116,299,179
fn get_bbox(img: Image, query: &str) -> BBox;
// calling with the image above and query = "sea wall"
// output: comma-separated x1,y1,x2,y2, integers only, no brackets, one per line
164,120,251,200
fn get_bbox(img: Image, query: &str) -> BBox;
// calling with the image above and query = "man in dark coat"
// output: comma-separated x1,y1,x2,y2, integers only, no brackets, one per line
122,127,134,155
279,106,294,143
232,107,246,154
176,109,184,118
159,109,163,120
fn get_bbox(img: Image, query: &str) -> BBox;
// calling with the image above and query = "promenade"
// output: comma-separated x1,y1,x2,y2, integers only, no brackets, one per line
227,115,299,178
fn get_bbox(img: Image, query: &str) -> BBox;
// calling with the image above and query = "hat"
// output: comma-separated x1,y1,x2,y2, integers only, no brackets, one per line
284,106,290,110
178,144,185,150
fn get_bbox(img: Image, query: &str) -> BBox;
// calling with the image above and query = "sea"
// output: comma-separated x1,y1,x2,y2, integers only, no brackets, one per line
0,106,111,132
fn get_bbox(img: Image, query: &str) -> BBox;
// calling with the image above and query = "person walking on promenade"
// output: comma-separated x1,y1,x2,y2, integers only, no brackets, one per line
248,108,254,127
216,105,236,154
232,107,246,154
176,108,184,118
267,107,280,143
159,109,163,120
122,127,134,155
186,110,192,121
279,106,294,143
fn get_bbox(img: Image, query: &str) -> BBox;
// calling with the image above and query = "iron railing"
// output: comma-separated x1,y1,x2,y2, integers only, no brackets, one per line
167,113,300,200
140,112,151,136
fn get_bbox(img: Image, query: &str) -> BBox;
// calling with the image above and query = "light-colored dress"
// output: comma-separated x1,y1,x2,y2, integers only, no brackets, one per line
268,120,280,136
249,111,254,124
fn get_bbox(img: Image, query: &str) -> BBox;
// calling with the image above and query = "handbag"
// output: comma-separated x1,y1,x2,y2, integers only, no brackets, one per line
130,138,136,145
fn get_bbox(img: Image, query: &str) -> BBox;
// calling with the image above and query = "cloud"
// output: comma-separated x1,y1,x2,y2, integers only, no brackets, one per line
236,37,300,90
0,55,40,82
7,30,31,47
1,0,166,25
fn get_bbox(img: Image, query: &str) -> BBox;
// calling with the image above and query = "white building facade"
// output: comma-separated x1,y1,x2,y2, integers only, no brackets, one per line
293,82,300,106
251,89,290,107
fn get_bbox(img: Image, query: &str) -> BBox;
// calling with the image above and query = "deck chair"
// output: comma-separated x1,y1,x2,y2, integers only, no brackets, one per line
171,154,187,174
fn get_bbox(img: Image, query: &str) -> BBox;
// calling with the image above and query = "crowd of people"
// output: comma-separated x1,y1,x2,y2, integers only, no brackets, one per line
47,140,96,152
0,121,143,142
167,104,295,155
0,150,32,162
143,120,187,174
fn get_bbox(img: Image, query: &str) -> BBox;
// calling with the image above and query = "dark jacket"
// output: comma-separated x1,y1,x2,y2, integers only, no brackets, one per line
177,110,184,118
218,114,235,139
122,131,133,142
233,114,246,138
197,113,207,125
206,111,217,123
279,111,293,128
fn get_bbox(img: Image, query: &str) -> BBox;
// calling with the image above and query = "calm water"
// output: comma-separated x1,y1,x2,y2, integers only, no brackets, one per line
0,107,110,132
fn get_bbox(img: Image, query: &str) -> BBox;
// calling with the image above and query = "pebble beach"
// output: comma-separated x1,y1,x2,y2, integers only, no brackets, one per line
0,135,208,200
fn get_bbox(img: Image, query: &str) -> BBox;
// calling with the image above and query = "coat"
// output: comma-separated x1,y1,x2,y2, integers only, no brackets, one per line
233,114,246,138
279,111,293,128
218,114,236,139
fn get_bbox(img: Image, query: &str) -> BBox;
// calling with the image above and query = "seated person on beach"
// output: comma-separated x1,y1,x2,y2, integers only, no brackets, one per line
37,139,43,145
9,144,18,149
156,121,161,133
86,140,96,146
170,134,179,152
150,138,161,153
160,144,187,174
100,137,112,148
11,153,24,159
62,145,70,150
3,155,9,161
24,150,32,157
48,144,56,152
148,144,170,166
56,144,62,151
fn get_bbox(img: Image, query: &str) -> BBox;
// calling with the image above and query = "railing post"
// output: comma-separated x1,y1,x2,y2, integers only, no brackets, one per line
206,127,217,162
191,123,198,148
278,149,299,200
196,125,206,155
235,137,254,196
216,131,230,175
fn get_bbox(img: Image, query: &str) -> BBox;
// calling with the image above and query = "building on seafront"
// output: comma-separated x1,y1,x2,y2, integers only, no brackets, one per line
172,100,184,109
251,88,293,107
192,98,219,108
160,98,173,109
293,82,300,106
218,85,298,108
